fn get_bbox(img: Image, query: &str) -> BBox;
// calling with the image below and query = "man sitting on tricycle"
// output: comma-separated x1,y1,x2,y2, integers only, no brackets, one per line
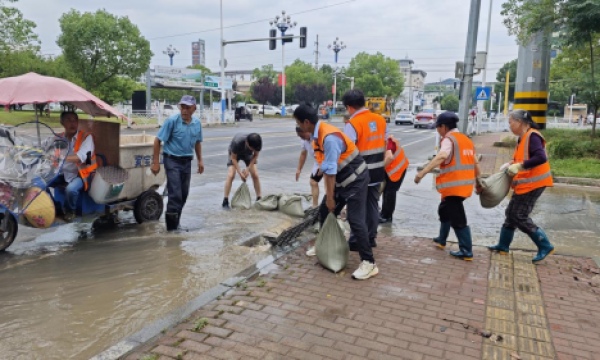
48,111,98,221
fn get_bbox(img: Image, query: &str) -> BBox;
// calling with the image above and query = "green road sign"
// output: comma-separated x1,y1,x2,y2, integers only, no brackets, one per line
204,82,219,88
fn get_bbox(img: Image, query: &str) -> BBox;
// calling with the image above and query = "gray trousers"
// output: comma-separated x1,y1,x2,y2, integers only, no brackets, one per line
319,171,374,263
164,156,192,214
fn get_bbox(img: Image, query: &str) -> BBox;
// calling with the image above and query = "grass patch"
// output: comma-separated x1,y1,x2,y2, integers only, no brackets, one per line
193,318,209,332
256,278,266,288
0,110,121,126
550,158,600,179
540,129,600,179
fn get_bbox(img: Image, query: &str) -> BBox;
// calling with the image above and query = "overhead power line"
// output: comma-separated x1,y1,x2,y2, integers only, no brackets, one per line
148,0,357,41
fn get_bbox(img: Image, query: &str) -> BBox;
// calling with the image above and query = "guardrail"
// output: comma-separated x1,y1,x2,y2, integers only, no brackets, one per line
122,109,235,127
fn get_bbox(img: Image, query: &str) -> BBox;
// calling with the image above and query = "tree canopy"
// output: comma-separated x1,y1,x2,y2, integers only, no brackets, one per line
57,9,152,103
346,52,404,98
0,0,39,52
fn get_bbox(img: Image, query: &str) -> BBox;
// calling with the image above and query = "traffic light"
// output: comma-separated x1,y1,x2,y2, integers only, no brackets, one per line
300,27,307,48
269,29,277,50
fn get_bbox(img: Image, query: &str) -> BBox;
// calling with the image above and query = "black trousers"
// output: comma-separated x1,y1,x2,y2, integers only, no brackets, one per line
438,196,467,229
164,156,192,214
503,187,545,234
380,170,407,219
319,171,374,263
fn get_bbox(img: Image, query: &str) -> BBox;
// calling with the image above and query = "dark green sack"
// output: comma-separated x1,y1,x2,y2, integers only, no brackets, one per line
315,213,349,273
231,183,252,210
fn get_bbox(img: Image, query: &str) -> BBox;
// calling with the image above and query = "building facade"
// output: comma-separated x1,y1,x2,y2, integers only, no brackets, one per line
192,39,206,66
396,57,427,112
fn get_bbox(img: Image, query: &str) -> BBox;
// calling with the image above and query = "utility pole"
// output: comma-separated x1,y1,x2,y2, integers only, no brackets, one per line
514,30,551,129
328,38,346,115
409,62,413,113
504,71,510,116
270,11,298,117
458,0,482,134
219,0,226,123
314,34,319,70
477,0,493,135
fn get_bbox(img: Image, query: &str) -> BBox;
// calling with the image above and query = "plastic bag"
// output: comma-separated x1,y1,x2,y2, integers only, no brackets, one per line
479,171,511,209
315,213,349,273
255,194,279,211
231,183,252,210
278,195,305,217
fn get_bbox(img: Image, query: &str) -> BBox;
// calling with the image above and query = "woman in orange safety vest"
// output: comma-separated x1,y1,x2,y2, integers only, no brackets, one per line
488,110,554,263
414,112,482,261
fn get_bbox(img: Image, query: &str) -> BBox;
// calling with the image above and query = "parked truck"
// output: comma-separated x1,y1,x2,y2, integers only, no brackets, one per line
365,97,392,123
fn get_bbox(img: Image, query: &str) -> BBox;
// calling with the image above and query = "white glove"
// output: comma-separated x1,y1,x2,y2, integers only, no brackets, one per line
507,163,524,176
500,162,511,172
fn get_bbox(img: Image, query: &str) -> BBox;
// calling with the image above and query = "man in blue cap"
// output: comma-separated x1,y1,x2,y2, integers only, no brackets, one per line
152,95,204,231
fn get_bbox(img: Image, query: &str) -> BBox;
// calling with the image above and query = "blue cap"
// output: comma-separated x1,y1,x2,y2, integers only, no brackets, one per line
435,111,459,127
179,95,196,106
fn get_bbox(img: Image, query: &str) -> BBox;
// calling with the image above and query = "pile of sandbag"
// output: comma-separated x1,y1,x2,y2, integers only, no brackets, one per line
253,193,312,218
478,171,512,208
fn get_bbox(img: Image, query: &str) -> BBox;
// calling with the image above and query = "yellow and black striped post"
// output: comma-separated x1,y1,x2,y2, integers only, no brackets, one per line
513,91,548,129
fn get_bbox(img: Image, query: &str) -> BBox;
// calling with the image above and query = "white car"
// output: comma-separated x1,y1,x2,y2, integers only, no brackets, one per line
395,111,415,125
259,105,282,116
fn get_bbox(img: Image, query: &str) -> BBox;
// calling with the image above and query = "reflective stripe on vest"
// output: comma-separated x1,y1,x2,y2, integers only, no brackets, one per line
511,129,553,195
360,146,386,156
385,138,409,182
317,122,364,188
435,132,475,199
349,111,387,183
336,162,367,188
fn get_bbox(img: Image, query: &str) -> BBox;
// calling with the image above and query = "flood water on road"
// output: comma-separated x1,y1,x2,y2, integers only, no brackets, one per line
0,177,308,360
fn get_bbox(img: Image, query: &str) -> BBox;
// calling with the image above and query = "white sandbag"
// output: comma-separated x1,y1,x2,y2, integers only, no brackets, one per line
315,213,349,273
278,194,305,217
231,182,252,210
254,194,279,211
479,172,512,209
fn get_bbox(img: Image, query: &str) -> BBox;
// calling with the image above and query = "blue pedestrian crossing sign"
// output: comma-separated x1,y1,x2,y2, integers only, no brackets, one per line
476,87,491,101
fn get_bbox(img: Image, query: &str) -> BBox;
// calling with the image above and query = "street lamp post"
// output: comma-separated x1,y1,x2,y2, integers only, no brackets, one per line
270,11,297,117
163,45,179,66
328,38,346,115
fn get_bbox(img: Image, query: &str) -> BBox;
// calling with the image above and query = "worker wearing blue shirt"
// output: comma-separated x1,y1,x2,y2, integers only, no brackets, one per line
294,104,377,281
152,95,204,231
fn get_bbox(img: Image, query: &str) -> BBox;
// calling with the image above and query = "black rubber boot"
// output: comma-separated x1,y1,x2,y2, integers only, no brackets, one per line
449,226,474,261
165,212,179,231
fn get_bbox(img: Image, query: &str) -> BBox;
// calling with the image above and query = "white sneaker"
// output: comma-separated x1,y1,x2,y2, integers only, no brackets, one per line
306,246,316,257
352,261,379,280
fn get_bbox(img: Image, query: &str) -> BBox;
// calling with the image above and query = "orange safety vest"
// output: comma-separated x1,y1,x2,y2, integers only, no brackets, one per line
435,132,476,199
349,110,387,183
512,129,553,195
312,121,367,188
56,131,98,191
385,138,409,182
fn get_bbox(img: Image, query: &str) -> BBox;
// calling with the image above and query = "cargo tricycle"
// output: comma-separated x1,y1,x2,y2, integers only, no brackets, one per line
0,73,167,252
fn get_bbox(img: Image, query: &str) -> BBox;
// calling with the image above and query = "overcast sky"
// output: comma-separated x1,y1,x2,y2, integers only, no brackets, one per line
15,0,519,83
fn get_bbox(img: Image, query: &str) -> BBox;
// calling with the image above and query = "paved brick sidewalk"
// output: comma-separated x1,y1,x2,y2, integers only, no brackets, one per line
123,236,600,360
472,132,514,177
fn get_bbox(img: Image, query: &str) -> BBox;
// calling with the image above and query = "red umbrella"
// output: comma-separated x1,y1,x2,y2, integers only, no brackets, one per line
0,72,127,120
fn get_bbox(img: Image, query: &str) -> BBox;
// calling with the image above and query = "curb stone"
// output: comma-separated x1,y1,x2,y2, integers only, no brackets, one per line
89,232,312,360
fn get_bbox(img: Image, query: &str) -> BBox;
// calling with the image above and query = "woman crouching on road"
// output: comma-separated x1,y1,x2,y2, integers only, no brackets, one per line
488,110,555,263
